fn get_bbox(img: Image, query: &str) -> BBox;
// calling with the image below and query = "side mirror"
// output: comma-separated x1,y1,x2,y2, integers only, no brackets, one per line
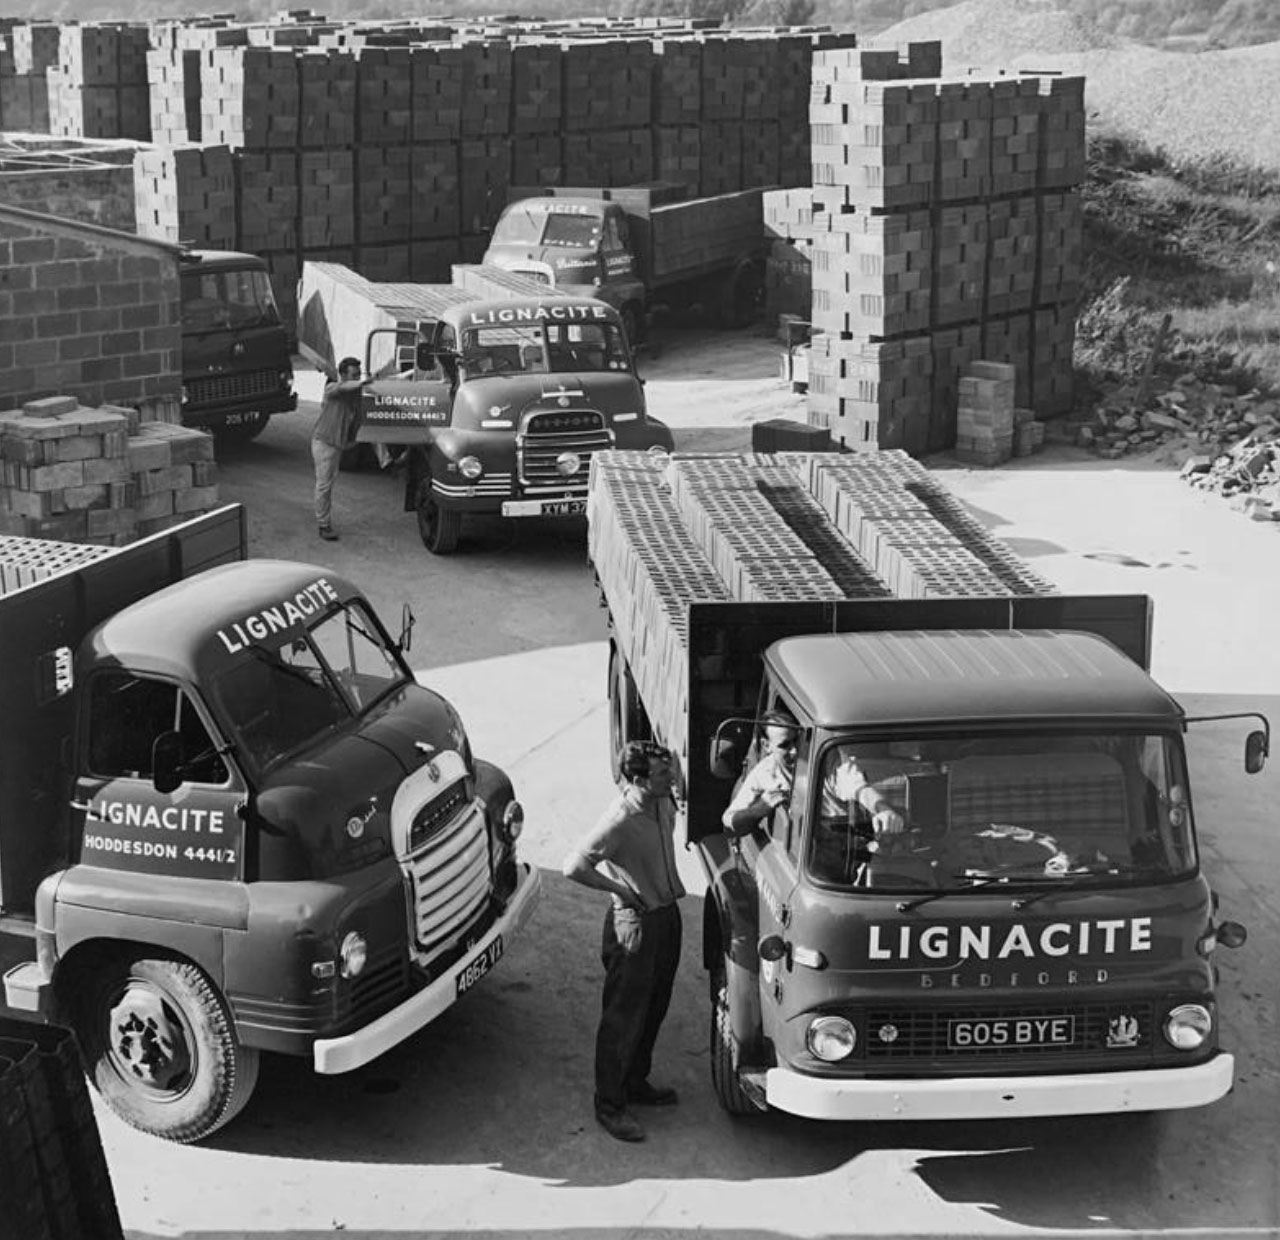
1245,729,1268,774
399,602,416,654
152,730,185,795
710,718,754,780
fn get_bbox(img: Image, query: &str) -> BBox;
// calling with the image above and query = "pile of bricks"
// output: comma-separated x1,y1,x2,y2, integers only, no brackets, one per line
0,22,58,132
792,49,1084,457
954,360,1046,466
47,24,151,141
0,395,219,546
585,447,1057,755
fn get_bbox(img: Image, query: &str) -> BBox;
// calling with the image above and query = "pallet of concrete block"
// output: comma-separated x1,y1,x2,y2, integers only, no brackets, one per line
295,260,470,380
449,264,574,304
0,534,110,595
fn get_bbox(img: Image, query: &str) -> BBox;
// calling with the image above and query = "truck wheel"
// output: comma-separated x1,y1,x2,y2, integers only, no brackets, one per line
608,646,651,778
416,487,462,555
74,953,260,1143
717,260,765,330
710,967,759,1116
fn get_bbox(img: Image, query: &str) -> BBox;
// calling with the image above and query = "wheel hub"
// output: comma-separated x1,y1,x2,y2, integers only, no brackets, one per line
109,986,191,1091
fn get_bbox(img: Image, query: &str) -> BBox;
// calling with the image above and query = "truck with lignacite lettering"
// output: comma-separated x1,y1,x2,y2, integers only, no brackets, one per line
0,505,541,1142
295,261,673,555
588,447,1267,1121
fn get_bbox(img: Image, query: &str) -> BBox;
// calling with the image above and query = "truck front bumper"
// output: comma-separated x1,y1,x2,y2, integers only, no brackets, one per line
312,861,542,1075
765,1054,1234,1120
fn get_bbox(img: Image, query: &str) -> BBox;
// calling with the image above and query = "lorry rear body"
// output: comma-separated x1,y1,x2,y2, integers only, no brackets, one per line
0,505,539,1140
179,249,297,439
588,448,1258,1121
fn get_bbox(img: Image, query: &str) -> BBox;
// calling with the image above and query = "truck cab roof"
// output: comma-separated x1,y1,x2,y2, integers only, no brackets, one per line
768,629,1181,731
84,560,361,682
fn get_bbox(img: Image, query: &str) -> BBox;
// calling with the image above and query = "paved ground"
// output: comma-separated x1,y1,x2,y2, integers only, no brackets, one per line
63,326,1280,1238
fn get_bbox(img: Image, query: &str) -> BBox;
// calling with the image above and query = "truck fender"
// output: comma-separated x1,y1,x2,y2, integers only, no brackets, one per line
700,835,762,1050
472,757,516,817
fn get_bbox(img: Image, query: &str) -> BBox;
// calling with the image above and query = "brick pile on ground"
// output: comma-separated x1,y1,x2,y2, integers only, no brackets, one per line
0,394,219,545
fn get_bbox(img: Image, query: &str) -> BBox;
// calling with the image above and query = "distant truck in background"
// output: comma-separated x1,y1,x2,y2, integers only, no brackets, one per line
295,260,672,555
178,248,297,442
482,184,769,344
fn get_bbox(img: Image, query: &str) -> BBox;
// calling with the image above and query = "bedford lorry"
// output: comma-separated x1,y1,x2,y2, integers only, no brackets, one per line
179,248,297,441
0,505,541,1142
482,184,769,344
296,260,672,555
588,447,1266,1121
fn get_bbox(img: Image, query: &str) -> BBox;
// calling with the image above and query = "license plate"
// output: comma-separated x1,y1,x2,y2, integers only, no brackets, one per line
456,935,504,996
223,412,260,426
501,498,587,518
948,1015,1076,1050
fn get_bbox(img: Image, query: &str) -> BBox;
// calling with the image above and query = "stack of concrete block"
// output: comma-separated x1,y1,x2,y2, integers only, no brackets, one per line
47,23,151,141
1,22,54,131
955,360,1016,467
763,188,817,320
298,47,357,150
134,144,237,249
1013,404,1046,457
127,420,219,537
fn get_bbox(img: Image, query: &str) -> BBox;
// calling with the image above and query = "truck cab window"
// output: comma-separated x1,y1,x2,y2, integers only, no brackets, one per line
88,672,226,785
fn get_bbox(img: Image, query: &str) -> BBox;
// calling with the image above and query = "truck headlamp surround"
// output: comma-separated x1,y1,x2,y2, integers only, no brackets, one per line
459,455,483,480
807,1015,856,1062
1163,1003,1212,1050
499,800,524,844
556,451,582,477
339,931,368,979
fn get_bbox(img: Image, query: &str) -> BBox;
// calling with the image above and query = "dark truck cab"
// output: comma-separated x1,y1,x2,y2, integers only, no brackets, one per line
391,296,673,554
0,506,540,1142
179,249,297,440
692,609,1265,1119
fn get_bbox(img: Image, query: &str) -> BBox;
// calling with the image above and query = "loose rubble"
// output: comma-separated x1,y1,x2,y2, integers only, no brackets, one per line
1066,372,1280,522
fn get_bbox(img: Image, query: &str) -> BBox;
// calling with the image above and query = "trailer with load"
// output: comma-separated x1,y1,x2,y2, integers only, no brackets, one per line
482,184,769,344
0,505,541,1141
179,248,297,441
587,447,1266,1120
296,261,672,554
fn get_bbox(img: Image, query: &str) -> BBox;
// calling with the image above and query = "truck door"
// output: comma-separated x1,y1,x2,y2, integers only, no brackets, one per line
601,207,636,283
74,671,245,882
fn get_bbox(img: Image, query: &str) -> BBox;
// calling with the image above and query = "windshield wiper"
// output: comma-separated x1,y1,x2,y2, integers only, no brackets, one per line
897,870,1063,913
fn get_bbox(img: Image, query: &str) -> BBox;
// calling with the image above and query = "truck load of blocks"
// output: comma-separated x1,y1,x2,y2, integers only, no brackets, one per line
764,48,1085,456
586,448,1056,758
0,395,220,546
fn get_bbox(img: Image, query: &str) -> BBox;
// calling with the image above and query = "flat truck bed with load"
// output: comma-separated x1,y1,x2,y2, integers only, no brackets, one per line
588,448,1267,1121
296,260,671,554
0,505,540,1141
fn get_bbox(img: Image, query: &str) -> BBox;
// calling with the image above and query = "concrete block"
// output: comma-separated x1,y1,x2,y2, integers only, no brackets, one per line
127,436,172,472
192,460,219,486
136,490,175,519
22,395,79,418
30,461,86,491
86,506,137,537
62,483,110,509
174,484,220,514
48,434,105,462
136,465,192,496
83,457,132,484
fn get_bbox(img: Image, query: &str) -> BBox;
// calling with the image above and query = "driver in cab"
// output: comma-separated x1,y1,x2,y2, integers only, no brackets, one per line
721,710,905,840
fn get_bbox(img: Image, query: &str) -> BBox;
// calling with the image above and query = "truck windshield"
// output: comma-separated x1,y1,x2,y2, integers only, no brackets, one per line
806,730,1197,893
182,266,281,333
460,321,630,376
491,203,602,248
211,599,409,773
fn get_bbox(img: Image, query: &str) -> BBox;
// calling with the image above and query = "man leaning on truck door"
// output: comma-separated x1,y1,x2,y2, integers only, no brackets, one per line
562,741,686,1143
312,356,372,541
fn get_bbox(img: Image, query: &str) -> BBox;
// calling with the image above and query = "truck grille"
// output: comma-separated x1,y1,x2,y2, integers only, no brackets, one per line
402,791,491,962
186,369,284,406
862,1002,1155,1059
518,410,612,490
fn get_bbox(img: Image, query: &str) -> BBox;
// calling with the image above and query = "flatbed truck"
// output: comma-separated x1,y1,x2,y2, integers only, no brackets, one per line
588,447,1266,1120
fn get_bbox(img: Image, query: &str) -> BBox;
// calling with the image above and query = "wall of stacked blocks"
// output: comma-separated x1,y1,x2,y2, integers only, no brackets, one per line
0,12,1086,471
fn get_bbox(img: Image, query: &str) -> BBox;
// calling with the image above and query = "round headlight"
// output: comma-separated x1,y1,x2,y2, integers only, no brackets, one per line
555,451,582,478
459,455,483,480
807,1015,856,1062
339,931,368,979
500,800,524,844
1163,1003,1212,1050
646,443,669,458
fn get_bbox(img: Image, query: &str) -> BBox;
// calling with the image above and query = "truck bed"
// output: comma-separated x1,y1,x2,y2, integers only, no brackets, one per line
586,449,1152,832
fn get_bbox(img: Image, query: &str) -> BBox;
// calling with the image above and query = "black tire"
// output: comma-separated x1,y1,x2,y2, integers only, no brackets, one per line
416,485,462,555
620,303,644,350
717,260,765,330
710,967,758,1116
73,952,259,1144
212,412,270,444
608,645,651,779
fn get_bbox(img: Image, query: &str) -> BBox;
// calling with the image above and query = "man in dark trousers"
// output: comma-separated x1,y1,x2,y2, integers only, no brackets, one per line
312,356,372,541
563,741,686,1143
